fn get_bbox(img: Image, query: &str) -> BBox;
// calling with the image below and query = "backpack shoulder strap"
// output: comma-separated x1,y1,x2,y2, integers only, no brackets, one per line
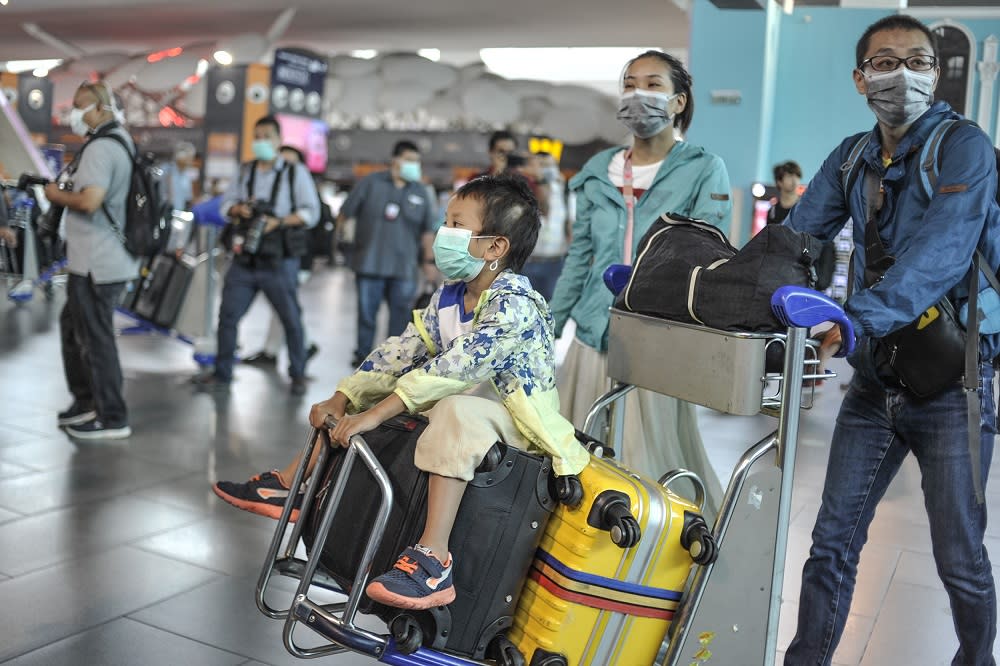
918,117,968,198
92,131,135,241
840,133,871,200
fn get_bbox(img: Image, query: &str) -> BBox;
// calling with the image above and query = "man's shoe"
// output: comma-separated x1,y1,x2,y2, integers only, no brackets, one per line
305,343,319,362
65,419,132,440
213,470,302,521
242,350,277,366
191,374,231,392
58,402,97,427
290,377,307,396
366,545,456,610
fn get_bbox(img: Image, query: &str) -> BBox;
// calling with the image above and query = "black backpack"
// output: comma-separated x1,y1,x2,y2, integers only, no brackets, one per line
91,128,169,258
616,213,825,332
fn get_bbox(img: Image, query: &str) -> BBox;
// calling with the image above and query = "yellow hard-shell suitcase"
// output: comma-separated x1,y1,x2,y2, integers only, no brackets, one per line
509,453,715,666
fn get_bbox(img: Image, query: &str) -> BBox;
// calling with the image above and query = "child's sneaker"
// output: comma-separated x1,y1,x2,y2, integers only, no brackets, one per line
213,470,302,521
366,545,455,610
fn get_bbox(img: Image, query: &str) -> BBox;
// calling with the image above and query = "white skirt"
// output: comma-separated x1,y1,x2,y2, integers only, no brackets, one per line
557,337,724,519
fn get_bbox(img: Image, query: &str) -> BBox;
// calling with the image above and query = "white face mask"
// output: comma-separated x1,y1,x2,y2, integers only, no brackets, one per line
69,103,96,137
864,67,935,128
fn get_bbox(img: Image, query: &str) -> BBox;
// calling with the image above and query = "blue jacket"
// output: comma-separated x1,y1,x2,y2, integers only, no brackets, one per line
550,143,732,351
786,101,1000,361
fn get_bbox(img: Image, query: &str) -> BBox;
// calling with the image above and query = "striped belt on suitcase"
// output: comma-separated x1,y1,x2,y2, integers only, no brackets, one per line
528,549,682,620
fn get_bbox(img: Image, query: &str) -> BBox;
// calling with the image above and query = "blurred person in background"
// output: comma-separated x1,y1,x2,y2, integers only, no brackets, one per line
477,130,518,179
46,81,139,439
242,145,321,369
767,160,802,225
519,151,569,301
161,141,196,212
193,115,320,396
338,140,438,366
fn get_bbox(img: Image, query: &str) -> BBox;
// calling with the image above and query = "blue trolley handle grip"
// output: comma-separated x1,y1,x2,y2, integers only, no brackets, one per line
603,264,633,296
771,285,855,357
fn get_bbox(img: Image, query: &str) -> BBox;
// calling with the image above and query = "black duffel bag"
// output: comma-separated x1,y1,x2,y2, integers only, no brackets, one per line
616,212,825,332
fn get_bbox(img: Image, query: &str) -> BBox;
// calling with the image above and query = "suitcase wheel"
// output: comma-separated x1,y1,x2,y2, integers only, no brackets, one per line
485,635,526,666
680,512,718,566
389,613,423,655
587,491,641,548
554,475,583,509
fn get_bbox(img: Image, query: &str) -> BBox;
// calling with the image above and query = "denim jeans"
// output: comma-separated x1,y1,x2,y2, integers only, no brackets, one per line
520,256,565,302
215,257,305,382
786,347,997,666
60,273,128,425
355,275,417,358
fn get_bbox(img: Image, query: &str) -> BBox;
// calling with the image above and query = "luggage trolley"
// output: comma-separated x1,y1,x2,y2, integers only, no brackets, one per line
591,283,854,666
252,285,853,666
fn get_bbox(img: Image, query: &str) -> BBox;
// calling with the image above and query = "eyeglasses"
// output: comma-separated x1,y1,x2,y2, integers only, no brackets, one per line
860,54,937,73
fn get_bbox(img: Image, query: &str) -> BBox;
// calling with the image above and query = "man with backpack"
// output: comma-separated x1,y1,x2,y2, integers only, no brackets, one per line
193,115,320,396
783,16,1000,665
44,81,138,440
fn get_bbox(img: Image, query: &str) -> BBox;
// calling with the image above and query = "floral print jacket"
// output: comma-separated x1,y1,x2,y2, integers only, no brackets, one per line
337,271,589,476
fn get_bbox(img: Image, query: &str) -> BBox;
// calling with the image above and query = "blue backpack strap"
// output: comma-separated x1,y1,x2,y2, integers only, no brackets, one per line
840,133,871,200
918,117,966,199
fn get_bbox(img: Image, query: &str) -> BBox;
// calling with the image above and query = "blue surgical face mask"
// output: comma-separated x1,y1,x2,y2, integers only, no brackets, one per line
252,139,277,162
433,226,496,282
399,160,422,183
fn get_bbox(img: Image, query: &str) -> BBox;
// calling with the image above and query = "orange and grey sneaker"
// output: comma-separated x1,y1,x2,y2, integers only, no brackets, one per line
212,470,302,521
366,545,455,610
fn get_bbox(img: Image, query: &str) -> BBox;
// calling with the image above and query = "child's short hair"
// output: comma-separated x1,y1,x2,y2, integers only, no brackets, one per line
456,174,540,273
773,160,802,183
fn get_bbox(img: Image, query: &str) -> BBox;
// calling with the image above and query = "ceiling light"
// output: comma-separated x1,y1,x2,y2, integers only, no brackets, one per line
4,58,62,74
0,1,8,6
479,47,668,83
350,49,377,60
213,50,233,66
418,49,440,62
32,68,48,77
195,58,209,77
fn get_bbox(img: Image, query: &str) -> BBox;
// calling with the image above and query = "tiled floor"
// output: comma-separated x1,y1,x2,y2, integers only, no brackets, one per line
1,264,998,666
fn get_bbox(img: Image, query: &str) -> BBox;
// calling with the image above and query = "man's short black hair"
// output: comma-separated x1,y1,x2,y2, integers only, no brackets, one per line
856,15,936,68
773,160,802,183
393,140,419,157
255,115,282,135
454,174,539,273
488,130,517,152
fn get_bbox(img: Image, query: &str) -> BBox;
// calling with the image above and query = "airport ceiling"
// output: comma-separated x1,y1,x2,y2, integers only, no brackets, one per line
0,0,693,62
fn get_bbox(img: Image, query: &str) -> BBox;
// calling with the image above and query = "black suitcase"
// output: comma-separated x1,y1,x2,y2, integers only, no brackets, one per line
303,413,556,661
152,255,194,328
132,254,193,328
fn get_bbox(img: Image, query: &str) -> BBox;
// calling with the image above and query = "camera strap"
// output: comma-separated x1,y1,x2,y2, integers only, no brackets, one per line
246,160,289,212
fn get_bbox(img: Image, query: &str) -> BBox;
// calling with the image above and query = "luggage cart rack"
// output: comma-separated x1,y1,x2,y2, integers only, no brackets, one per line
606,309,823,417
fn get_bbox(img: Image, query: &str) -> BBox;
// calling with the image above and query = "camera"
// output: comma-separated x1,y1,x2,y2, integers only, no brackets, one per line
232,199,274,255
15,173,69,239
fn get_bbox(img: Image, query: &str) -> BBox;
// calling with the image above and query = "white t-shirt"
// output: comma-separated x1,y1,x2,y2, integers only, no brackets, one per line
436,281,498,401
607,149,663,190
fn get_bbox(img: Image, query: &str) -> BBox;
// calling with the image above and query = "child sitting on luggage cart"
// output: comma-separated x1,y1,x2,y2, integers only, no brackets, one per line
213,174,590,610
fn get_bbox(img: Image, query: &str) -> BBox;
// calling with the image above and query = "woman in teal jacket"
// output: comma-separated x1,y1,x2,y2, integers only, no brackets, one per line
550,51,732,516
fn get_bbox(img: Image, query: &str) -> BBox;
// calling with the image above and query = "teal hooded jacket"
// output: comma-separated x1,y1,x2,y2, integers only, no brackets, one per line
550,142,733,351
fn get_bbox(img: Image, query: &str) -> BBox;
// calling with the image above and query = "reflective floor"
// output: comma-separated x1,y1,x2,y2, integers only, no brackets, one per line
1,264,998,666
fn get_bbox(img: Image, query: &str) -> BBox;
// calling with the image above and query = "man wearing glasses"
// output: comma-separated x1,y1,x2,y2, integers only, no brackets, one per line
782,15,1000,665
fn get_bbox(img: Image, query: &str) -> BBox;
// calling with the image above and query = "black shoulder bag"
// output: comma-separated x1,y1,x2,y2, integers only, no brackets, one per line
863,167,968,399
